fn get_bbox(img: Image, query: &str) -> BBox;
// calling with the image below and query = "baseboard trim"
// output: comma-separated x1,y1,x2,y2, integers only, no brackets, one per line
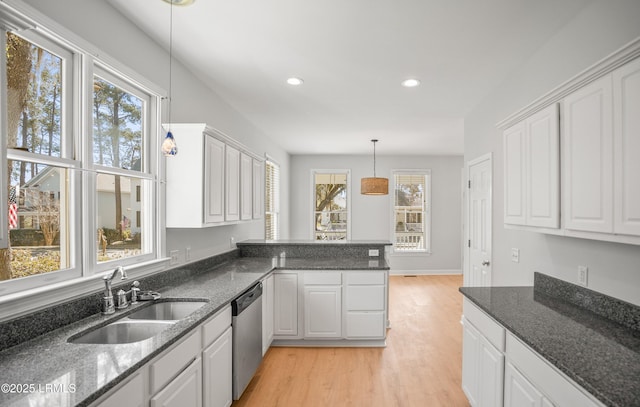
389,269,462,276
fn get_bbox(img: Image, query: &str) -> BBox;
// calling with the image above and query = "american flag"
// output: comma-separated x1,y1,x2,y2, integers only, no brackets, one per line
8,186,18,229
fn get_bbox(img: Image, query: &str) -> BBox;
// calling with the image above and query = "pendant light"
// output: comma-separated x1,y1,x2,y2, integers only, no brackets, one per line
161,0,182,156
361,139,388,195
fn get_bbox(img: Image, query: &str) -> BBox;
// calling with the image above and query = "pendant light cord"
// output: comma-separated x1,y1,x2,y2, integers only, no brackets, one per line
372,139,378,177
168,2,173,132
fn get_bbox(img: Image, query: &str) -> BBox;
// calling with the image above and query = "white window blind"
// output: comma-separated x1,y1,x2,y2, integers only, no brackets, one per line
393,171,431,252
265,159,280,240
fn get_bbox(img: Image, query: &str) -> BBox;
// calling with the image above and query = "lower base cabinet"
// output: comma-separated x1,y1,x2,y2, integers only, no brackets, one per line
94,306,232,407
151,357,202,407
504,362,554,407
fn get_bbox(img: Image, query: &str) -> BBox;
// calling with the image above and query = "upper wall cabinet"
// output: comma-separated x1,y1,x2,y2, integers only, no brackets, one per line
613,57,640,236
165,123,263,228
504,104,559,229
498,38,640,245
563,76,614,234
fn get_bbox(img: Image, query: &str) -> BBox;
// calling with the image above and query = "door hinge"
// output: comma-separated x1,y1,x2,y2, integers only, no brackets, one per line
468,180,471,189
468,240,471,248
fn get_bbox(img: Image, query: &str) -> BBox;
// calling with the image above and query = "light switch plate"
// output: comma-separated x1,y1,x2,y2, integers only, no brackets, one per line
511,248,520,263
169,250,179,265
368,249,379,257
578,266,588,286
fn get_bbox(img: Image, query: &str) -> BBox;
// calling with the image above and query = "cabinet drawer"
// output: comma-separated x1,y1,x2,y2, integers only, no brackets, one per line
150,330,201,394
346,286,385,310
345,271,385,285
304,271,341,285
202,305,231,348
97,372,144,407
506,333,603,407
463,298,505,352
346,312,385,338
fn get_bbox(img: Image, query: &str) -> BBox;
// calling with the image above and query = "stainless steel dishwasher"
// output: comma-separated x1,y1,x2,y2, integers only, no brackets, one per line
232,281,263,400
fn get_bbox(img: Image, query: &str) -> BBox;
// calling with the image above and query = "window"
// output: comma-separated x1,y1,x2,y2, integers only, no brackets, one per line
313,170,349,240
393,171,431,252
265,159,280,240
1,10,163,297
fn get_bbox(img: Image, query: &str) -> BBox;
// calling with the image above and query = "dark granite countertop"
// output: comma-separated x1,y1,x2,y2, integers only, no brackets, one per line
0,254,389,407
237,239,393,246
459,284,640,407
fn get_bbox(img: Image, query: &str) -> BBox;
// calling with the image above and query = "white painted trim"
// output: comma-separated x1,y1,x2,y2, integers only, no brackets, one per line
389,269,462,276
496,36,640,130
0,258,170,322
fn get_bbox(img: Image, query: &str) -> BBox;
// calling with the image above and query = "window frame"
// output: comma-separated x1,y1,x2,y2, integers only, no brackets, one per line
0,2,166,312
391,169,432,254
310,169,351,240
264,157,280,240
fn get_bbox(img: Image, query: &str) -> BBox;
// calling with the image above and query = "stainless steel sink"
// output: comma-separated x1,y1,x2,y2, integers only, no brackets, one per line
69,320,174,344
127,301,206,321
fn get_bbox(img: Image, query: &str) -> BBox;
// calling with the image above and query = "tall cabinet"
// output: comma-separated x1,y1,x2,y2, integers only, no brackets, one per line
165,123,264,228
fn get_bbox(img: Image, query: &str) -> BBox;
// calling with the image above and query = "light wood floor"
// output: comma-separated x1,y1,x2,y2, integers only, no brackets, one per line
233,275,469,407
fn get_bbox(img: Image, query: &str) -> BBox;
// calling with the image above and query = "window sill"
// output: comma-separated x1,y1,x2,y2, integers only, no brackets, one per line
0,257,170,322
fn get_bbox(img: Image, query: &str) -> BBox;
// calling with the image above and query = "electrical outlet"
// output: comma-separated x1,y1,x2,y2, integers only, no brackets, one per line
185,247,191,262
169,250,179,265
511,248,520,263
368,249,379,257
230,237,236,248
578,266,588,286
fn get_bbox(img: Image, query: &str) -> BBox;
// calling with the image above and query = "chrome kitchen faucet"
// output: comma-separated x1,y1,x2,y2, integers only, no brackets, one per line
101,266,127,315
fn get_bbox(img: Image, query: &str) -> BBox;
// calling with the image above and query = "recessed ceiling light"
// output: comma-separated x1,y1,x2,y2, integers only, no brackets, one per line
401,78,421,88
287,77,304,86
162,0,195,6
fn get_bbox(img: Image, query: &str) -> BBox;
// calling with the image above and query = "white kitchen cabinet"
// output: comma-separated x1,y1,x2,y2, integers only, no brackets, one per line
240,152,253,221
225,145,241,222
203,327,233,407
563,76,614,234
504,103,559,228
252,159,264,219
273,272,299,338
262,273,274,354
504,362,546,407
165,123,262,228
204,136,225,224
150,357,202,407
461,299,505,407
304,285,342,338
344,271,386,339
613,56,640,236
96,372,145,407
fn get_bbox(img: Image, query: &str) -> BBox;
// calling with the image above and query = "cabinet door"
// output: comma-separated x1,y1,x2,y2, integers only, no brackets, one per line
97,373,145,407
462,319,480,406
203,327,232,407
478,335,504,407
526,104,559,228
504,362,543,407
150,357,202,407
613,57,640,236
303,286,342,338
262,274,274,354
273,273,298,337
252,159,264,219
225,146,240,222
563,76,614,233
240,153,253,220
204,136,225,224
504,122,526,225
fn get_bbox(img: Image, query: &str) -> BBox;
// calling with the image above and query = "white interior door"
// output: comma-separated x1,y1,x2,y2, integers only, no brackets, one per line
466,154,492,287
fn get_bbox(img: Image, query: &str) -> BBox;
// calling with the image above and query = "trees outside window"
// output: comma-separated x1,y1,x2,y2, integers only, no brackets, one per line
393,171,431,252
313,171,349,240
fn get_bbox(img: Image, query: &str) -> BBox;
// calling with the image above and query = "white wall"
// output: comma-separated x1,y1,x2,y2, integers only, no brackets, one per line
290,154,464,274
23,0,291,266
464,0,640,305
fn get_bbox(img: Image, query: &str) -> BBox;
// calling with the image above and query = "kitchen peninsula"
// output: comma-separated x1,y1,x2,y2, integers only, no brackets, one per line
0,240,390,407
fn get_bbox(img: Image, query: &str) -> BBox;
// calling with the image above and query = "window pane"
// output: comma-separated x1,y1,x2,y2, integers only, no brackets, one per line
6,32,62,156
314,172,347,240
265,160,280,240
4,160,69,281
93,77,143,171
394,173,427,251
96,174,147,262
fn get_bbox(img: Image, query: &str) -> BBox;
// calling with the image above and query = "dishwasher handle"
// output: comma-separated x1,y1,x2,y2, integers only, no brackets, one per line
232,282,263,316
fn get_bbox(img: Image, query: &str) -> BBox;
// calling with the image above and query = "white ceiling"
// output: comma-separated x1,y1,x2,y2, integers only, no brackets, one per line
107,0,591,156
